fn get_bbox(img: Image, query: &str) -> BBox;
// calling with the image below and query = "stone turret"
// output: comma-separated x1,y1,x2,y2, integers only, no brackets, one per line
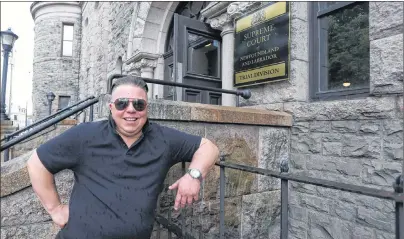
30,2,82,121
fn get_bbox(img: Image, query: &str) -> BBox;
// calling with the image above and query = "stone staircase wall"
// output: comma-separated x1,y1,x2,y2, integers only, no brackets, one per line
5,119,78,161
1,100,292,239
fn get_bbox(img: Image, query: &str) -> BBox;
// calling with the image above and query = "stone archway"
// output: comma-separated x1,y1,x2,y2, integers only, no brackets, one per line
123,2,261,102
124,2,180,99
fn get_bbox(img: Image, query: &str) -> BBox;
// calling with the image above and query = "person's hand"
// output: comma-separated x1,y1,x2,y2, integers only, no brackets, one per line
49,204,69,228
169,174,201,210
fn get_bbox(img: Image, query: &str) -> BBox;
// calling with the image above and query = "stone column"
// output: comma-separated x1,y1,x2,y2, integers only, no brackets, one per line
221,23,236,106
205,2,262,107
209,14,236,107
134,59,157,100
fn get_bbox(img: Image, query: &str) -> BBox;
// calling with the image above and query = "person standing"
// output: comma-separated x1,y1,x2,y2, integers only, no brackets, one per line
27,76,219,238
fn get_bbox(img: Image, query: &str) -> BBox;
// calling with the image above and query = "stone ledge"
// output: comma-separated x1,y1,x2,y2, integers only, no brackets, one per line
58,119,77,125
1,150,34,197
147,100,293,127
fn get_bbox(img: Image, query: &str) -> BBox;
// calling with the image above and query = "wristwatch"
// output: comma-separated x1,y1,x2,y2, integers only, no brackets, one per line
187,168,203,182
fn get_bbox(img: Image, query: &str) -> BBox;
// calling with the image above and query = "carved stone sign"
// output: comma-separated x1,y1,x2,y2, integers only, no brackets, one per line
233,2,290,87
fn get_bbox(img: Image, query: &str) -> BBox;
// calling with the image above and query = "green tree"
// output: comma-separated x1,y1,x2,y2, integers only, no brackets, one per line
326,2,369,90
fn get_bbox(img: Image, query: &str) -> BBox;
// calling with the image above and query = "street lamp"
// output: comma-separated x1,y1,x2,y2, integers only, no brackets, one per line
46,92,55,115
1,27,18,121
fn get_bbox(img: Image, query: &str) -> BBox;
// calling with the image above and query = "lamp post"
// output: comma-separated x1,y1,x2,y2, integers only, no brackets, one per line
46,92,55,115
1,28,18,121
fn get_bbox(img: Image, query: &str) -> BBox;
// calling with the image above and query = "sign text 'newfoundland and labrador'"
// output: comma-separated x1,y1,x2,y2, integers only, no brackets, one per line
234,2,290,87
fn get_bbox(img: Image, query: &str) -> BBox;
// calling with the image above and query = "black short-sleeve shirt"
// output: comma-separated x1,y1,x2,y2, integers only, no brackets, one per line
36,117,202,239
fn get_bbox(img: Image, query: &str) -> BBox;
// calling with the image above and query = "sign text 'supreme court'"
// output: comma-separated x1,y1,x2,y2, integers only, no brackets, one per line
234,2,290,87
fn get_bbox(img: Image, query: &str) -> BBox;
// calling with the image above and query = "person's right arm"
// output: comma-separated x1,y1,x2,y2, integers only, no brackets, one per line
26,124,85,228
27,151,69,228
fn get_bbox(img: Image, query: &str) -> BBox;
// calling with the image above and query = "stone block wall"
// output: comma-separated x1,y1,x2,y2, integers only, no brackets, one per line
285,102,402,239
240,2,403,239
79,1,139,120
79,2,112,120
1,101,292,238
107,2,135,73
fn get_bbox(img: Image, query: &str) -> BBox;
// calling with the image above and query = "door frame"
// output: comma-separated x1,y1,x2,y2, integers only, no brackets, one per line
173,13,222,104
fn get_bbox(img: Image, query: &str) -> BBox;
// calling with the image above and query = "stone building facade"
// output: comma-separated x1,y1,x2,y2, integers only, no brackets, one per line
27,1,403,238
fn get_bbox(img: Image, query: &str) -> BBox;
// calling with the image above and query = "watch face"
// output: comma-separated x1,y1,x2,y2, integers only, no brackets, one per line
190,169,201,178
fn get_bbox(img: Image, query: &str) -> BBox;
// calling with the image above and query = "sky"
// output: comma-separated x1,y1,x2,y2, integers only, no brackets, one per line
1,1,34,115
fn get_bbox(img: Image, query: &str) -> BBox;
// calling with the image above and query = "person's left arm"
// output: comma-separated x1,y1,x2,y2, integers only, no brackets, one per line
169,138,219,210
163,127,219,210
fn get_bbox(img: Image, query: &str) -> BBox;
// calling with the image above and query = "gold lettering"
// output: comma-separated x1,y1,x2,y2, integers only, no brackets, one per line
235,63,286,84
243,24,275,41
241,54,278,67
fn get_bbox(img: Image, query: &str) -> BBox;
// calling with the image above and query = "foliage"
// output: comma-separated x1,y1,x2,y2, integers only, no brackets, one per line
326,2,370,90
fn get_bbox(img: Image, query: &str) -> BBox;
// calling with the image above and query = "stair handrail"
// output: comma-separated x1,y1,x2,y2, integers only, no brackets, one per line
1,97,99,152
1,96,96,142
107,74,252,102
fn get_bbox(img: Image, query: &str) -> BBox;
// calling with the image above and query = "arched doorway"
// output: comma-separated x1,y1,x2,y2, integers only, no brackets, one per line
162,2,222,105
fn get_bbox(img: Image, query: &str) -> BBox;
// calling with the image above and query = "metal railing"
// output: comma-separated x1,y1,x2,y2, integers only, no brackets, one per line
155,157,403,239
1,96,98,162
107,74,252,106
1,97,99,153
0,96,96,143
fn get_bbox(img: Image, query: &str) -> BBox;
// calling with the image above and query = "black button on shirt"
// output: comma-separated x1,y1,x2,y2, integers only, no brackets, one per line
37,117,202,239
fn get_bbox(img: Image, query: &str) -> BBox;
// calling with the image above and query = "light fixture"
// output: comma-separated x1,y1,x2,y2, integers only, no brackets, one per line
46,92,56,102
1,27,19,50
0,27,18,121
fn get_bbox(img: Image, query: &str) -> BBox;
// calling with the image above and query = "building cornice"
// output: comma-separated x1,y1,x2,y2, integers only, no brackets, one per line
227,1,263,19
30,1,81,21
201,2,231,19
204,2,263,30
125,51,160,65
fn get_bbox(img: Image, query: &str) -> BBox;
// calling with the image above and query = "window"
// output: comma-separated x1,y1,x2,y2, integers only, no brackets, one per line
62,24,74,56
58,96,71,110
310,2,370,100
14,115,17,120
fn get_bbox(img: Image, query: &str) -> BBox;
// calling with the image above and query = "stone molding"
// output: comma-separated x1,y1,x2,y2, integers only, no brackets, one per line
125,51,160,65
209,13,233,30
227,1,262,19
205,2,262,30
220,25,235,37
125,51,159,72
30,1,81,21
200,2,231,19
134,58,157,70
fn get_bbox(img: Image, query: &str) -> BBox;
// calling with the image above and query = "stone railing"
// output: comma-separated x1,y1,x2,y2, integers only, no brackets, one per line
1,100,292,238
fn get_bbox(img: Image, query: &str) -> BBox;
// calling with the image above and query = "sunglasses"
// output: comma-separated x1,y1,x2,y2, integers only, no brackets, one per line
112,98,147,111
